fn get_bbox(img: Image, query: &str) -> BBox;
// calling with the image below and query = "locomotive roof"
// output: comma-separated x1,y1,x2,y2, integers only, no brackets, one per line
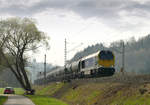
81,51,100,60
46,67,64,75
81,50,114,61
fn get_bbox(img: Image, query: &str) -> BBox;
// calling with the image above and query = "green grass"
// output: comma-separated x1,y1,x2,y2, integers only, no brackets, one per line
0,88,25,95
62,83,104,105
0,96,8,105
33,82,150,105
26,95,69,105
35,82,64,95
111,94,150,105
0,88,4,94
110,85,150,105
14,88,25,95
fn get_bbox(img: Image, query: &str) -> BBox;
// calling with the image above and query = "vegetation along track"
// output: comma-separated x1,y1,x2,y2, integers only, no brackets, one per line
35,73,150,105
69,73,150,85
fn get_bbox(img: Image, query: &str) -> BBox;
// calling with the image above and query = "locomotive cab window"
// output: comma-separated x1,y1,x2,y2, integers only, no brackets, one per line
99,50,114,60
81,61,85,68
85,57,95,68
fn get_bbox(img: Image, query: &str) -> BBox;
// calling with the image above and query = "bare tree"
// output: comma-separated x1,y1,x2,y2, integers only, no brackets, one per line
0,17,50,92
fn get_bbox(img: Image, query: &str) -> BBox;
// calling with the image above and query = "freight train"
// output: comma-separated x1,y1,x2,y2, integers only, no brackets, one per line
35,50,115,84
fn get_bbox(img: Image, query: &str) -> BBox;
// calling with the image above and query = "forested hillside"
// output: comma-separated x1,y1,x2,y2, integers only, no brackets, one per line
70,34,150,74
0,69,21,87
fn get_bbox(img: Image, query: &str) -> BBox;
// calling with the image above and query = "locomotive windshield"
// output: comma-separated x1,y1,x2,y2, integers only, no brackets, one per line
99,50,114,60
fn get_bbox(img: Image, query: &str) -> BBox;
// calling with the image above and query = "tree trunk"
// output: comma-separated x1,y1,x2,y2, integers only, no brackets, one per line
0,49,33,93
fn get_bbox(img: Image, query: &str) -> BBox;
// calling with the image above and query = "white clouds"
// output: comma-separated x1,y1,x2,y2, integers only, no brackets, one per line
0,0,41,7
1,0,150,31
1,0,150,19
0,0,150,65
131,0,150,4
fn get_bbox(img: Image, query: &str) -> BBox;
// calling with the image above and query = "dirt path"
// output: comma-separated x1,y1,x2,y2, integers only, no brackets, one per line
3,94,35,105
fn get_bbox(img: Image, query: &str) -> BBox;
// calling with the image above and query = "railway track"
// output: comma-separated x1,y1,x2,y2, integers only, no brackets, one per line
35,73,150,85
71,73,150,84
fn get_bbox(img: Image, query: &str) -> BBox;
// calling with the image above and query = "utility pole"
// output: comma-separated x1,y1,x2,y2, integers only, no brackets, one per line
110,41,125,74
64,38,67,81
64,38,67,68
44,54,46,85
122,41,125,74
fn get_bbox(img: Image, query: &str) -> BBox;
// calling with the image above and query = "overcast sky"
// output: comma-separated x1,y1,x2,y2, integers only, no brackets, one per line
1,0,150,66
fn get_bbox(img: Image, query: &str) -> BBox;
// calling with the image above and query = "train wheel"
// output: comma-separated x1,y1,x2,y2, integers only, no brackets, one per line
80,72,84,78
90,70,93,76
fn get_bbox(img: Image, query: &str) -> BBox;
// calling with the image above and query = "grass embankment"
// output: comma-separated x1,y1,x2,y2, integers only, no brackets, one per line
0,96,7,105
0,88,25,95
34,80,150,105
35,82,64,96
14,88,25,95
26,95,68,105
29,82,69,105
61,82,150,105
0,88,4,94
110,84,150,105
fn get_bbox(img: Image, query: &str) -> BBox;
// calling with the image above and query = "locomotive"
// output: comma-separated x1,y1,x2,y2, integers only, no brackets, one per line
35,50,115,84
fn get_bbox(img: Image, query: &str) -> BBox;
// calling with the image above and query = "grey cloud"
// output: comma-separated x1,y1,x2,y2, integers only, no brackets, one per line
71,0,121,18
0,0,150,17
0,0,69,16
1,0,150,30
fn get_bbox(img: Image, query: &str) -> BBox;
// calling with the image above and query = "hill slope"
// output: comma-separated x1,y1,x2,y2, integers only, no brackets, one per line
34,74,150,105
70,34,150,74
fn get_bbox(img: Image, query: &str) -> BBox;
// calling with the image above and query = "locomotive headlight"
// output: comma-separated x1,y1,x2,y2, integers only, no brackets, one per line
98,65,103,68
111,65,114,68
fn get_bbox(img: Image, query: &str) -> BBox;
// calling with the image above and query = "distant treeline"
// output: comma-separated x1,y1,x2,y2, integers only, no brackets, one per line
70,34,150,74
0,69,21,87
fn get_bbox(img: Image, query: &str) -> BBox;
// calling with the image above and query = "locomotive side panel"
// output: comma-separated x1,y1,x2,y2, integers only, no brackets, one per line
80,56,97,75
35,50,116,85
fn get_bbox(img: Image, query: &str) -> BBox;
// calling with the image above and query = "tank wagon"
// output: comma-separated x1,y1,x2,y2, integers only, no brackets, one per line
35,50,115,84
